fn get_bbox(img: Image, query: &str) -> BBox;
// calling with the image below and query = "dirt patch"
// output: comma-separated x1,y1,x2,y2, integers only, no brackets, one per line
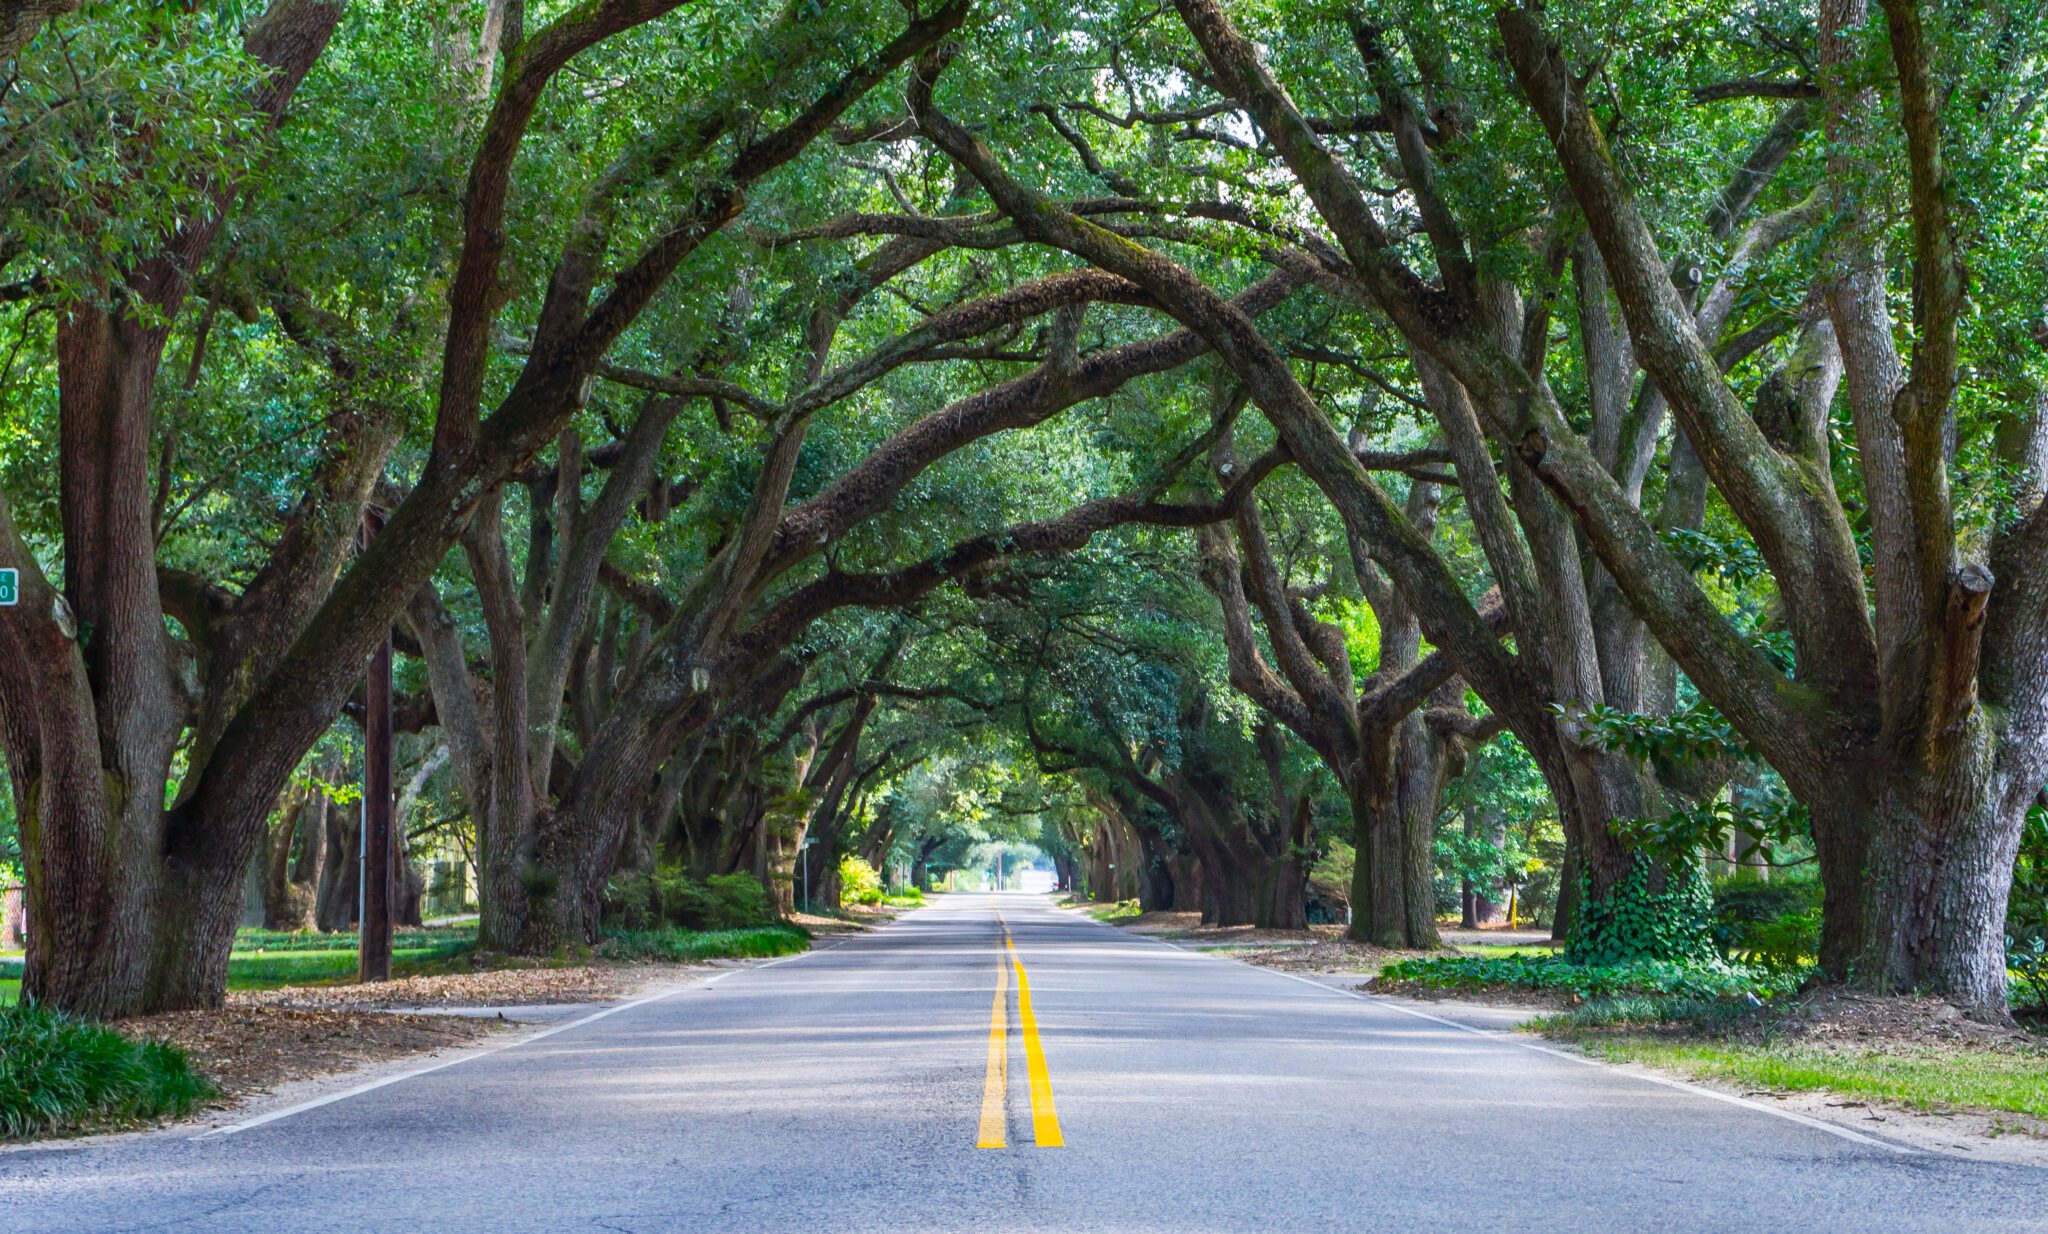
1725,1086,2048,1167
1166,925,1344,945
1239,939,1429,975
1116,912,1346,946
1759,988,2040,1050
229,962,647,1010
1115,910,1201,933
1437,927,1559,948
789,907,894,934
120,1007,502,1103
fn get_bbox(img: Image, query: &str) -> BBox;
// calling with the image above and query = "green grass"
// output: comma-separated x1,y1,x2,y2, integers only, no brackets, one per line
595,924,810,963
0,930,478,998
880,889,926,907
0,920,799,1000
0,1001,214,1140
1570,1037,2048,1119
231,925,476,954
1082,898,1143,924
225,939,478,989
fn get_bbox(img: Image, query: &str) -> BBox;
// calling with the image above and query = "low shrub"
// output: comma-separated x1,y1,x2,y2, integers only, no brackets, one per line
1711,874,1822,970
881,886,926,907
0,1002,214,1140
603,869,777,932
1378,953,1803,1002
601,870,660,930
838,855,884,906
2007,807,2048,1010
596,925,810,963
1529,994,1764,1033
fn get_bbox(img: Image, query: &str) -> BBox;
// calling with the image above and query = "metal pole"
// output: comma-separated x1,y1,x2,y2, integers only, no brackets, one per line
358,508,394,983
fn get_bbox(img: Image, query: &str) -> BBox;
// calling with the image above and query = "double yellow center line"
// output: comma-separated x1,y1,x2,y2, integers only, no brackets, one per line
976,911,1064,1149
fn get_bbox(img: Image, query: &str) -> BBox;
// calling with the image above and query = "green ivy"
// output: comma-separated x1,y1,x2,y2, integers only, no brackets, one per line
1565,863,1717,967
1379,953,1801,1001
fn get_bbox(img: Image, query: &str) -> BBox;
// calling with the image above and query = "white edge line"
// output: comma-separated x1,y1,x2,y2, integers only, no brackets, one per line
201,946,823,1138
1248,964,1914,1155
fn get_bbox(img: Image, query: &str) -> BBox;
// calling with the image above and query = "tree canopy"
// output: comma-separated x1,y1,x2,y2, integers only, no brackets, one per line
4,0,2048,1019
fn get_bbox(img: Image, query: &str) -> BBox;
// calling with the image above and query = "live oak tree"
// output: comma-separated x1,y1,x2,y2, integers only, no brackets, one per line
0,0,969,1013
1160,0,2046,1010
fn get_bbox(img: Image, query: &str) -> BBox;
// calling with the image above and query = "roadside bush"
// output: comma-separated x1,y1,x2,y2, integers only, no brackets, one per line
2007,806,2048,1012
838,855,884,906
1711,873,1822,970
1530,994,1762,1033
0,1002,213,1139
1378,953,1803,1002
604,869,776,931
596,925,809,963
601,870,660,930
881,887,925,907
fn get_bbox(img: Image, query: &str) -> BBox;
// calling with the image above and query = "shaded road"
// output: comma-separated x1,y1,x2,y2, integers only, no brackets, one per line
4,894,2043,1232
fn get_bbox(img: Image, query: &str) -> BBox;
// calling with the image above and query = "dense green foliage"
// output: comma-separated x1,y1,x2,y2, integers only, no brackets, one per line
602,872,776,934
0,1003,213,1140
837,856,885,907
2008,809,2048,1010
1380,955,1802,1003
1713,876,1824,973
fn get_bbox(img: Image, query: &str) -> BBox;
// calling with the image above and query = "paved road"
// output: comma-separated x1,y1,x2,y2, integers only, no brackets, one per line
5,894,2044,1232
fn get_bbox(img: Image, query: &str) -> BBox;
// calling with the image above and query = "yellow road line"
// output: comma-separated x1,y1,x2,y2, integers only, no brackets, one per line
976,937,1009,1148
1005,934,1065,1148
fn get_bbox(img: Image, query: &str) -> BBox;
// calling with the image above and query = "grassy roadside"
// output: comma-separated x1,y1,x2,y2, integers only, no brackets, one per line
1378,948,2048,1130
1558,1034,2048,1120
0,921,811,1003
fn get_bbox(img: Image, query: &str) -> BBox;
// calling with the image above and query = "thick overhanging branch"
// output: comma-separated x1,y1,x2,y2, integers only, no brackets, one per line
729,486,1248,680
1360,593,1509,728
1690,77,1820,103
762,267,1304,577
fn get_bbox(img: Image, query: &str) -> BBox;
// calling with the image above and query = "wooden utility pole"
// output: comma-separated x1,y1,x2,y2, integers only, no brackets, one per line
358,507,395,982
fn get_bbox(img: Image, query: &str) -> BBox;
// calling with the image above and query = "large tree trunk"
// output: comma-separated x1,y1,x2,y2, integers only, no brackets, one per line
1462,806,1509,928
1347,713,1449,948
1180,777,1308,930
1809,728,2026,1010
315,800,360,933
1133,826,1179,912
262,789,325,931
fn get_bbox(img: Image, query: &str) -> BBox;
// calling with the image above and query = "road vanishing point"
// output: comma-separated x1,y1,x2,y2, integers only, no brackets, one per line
4,894,2044,1232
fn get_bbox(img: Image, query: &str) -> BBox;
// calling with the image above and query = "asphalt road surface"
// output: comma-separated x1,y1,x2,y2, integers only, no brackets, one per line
5,893,2044,1232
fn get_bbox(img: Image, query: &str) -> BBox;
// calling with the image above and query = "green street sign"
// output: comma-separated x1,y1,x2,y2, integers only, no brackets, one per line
0,567,16,606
